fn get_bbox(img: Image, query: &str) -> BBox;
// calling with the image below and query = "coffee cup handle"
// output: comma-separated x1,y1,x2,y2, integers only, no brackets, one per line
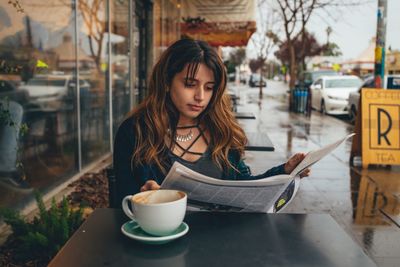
122,195,136,220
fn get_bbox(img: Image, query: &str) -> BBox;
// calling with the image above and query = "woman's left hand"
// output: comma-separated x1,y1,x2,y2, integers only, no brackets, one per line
284,153,311,178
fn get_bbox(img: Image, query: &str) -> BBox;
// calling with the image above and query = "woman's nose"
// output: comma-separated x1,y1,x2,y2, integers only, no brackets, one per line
194,86,204,101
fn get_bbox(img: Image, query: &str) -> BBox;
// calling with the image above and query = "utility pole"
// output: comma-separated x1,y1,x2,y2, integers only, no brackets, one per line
374,0,387,88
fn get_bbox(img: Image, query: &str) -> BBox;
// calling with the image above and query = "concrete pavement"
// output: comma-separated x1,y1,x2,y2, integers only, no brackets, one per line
229,81,400,267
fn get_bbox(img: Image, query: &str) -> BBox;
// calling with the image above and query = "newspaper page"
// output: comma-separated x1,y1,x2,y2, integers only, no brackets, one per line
161,133,355,213
290,133,355,177
161,162,299,213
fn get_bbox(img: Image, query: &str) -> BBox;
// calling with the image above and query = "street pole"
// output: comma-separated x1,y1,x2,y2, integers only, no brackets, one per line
374,0,387,88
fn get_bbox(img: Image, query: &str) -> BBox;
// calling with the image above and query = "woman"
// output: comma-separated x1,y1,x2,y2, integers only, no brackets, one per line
113,39,309,203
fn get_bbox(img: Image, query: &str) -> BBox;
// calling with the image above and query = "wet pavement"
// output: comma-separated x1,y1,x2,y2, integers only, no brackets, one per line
229,81,400,267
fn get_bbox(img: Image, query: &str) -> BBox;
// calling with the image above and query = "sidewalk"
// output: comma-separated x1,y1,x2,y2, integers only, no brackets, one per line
229,81,400,267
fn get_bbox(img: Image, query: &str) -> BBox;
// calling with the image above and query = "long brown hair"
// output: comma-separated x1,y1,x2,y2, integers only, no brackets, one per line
130,39,247,174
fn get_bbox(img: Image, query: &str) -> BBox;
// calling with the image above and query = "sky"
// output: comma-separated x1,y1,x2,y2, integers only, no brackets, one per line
247,0,400,61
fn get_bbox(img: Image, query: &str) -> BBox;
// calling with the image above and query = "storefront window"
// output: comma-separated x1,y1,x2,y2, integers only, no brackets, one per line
77,0,110,166
153,0,181,61
0,0,159,212
110,0,131,134
0,0,78,209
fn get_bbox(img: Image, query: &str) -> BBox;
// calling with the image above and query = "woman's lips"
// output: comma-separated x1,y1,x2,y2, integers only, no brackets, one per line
188,104,203,111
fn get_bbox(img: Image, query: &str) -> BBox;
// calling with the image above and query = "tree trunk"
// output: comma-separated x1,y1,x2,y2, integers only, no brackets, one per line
288,42,297,111
259,68,263,99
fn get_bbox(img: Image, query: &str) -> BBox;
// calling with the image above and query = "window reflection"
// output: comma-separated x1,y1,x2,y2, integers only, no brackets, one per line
77,0,110,166
0,1,78,208
110,0,130,134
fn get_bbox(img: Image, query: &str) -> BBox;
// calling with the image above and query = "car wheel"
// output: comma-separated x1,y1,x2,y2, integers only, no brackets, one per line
320,100,326,115
349,106,357,124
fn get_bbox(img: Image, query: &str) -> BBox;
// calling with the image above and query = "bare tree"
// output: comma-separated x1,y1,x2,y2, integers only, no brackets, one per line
250,1,280,98
228,48,246,68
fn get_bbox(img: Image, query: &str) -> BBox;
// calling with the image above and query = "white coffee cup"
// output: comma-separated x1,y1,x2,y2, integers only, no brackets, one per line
122,189,187,236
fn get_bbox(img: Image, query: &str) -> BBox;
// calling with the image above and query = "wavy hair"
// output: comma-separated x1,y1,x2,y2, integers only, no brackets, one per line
130,39,247,174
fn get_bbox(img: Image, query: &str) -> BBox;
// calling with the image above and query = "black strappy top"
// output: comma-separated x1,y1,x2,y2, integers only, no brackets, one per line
168,124,224,179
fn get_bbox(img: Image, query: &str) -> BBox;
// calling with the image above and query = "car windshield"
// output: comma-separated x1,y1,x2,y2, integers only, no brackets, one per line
252,74,262,81
27,78,66,87
304,71,337,82
325,78,362,88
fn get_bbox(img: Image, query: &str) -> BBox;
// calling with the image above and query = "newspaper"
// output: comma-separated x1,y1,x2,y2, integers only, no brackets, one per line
161,133,355,213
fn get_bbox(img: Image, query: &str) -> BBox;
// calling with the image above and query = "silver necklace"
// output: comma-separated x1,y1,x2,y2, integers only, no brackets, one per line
175,129,194,142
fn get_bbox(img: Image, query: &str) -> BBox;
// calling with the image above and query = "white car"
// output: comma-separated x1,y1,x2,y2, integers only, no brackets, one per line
310,75,362,115
20,74,90,111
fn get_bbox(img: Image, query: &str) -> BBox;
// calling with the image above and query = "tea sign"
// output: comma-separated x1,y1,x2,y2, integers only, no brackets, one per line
361,89,400,167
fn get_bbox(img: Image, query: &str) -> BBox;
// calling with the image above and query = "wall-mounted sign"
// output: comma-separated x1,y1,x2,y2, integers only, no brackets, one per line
361,89,400,167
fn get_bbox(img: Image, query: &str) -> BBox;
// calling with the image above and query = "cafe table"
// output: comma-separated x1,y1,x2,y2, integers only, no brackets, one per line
49,208,377,267
235,112,256,119
245,132,275,151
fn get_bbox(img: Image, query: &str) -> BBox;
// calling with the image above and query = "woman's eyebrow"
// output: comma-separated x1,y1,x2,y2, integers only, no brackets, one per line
183,77,215,84
183,77,197,82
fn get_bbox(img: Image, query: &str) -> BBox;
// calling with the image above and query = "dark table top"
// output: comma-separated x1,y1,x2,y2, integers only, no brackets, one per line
245,132,275,151
49,209,376,267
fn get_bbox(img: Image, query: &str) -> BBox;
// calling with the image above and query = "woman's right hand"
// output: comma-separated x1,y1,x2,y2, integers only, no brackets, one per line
140,180,160,192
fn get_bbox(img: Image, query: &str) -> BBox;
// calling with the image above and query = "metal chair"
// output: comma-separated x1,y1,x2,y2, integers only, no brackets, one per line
106,166,118,208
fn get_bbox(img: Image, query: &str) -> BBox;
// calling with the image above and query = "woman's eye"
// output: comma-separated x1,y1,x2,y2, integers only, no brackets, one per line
185,83,196,87
206,86,214,91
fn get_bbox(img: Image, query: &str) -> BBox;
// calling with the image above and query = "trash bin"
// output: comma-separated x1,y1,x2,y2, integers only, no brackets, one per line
292,87,309,114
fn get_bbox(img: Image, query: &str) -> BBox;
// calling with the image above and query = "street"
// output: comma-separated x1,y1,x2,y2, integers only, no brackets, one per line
228,80,400,267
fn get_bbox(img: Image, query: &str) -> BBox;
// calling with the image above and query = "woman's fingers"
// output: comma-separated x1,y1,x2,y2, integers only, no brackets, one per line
140,180,160,192
299,168,311,178
284,153,306,173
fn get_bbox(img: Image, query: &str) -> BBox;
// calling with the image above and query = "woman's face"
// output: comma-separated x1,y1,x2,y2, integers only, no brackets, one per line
170,63,215,125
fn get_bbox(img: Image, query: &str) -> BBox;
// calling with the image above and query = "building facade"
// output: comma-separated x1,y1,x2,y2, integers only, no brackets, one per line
0,0,181,211
386,50,400,75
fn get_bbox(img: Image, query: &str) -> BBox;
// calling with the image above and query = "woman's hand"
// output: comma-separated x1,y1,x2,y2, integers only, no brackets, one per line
284,153,311,178
140,180,161,192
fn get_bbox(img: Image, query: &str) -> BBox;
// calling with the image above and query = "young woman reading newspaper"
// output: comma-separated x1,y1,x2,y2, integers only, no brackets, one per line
113,39,310,204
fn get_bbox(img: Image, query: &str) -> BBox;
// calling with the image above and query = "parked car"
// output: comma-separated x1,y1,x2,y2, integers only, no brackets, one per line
347,74,400,123
310,75,362,115
297,70,339,89
0,80,29,106
249,73,266,88
20,74,90,112
239,74,247,84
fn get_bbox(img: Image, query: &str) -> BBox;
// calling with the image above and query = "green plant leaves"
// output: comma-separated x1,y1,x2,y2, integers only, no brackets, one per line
0,192,84,263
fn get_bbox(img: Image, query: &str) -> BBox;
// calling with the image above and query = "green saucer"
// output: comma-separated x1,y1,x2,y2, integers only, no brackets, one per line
121,220,189,245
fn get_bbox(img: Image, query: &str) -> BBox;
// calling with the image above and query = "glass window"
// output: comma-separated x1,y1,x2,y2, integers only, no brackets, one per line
77,0,110,166
0,1,78,209
27,78,67,87
312,71,337,81
110,0,131,135
314,79,322,87
325,78,362,88
0,80,14,92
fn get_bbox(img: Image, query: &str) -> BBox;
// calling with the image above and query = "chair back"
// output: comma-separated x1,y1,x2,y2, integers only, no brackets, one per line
106,166,118,208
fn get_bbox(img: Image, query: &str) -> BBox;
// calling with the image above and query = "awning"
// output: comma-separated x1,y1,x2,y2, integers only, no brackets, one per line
180,0,256,47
